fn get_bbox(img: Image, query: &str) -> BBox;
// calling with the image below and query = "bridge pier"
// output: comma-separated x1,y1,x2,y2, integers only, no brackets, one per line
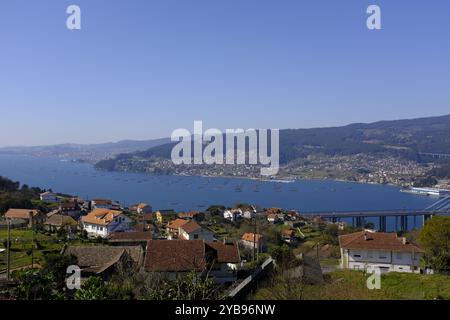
355,216,364,228
422,214,433,226
400,215,408,232
379,216,387,232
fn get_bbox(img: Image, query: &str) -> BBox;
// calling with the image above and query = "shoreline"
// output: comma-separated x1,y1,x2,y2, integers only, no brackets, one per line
94,166,406,189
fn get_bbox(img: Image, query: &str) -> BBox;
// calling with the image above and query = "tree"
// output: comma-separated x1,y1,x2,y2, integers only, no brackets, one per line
11,268,58,300
321,224,339,245
418,216,450,272
269,244,298,268
74,277,107,300
206,205,225,216
42,253,78,290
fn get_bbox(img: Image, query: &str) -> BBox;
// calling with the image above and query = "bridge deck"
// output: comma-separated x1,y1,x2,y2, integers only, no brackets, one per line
301,209,450,218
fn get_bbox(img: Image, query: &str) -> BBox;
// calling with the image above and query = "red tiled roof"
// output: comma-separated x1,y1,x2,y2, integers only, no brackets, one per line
177,211,199,218
138,213,153,222
133,223,153,232
339,231,423,252
108,231,152,241
167,218,189,230
242,233,263,242
5,209,40,220
180,221,202,234
81,208,123,226
92,199,113,205
206,241,240,264
145,240,206,272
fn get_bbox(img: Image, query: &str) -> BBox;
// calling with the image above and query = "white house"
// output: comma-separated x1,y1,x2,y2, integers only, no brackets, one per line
40,191,59,203
241,232,264,253
179,221,215,241
339,230,423,274
81,208,132,238
223,209,242,222
242,209,256,219
133,203,152,214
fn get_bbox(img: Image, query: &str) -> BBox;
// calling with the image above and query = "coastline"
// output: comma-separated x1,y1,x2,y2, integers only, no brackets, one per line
94,165,405,189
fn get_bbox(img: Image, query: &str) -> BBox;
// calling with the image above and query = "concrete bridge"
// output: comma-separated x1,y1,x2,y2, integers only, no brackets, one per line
302,196,450,232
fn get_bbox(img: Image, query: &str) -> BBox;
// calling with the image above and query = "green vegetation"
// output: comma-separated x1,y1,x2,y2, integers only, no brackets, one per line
0,229,65,271
0,176,43,214
74,277,107,300
4,254,77,300
418,216,450,272
254,270,450,300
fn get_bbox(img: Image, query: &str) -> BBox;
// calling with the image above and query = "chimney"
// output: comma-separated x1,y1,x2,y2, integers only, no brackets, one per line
402,237,407,245
364,232,367,241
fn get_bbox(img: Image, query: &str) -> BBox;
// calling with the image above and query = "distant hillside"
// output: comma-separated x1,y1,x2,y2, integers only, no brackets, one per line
95,114,450,170
0,138,171,162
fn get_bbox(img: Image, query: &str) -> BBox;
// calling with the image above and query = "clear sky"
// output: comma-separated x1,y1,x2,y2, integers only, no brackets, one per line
0,0,449,147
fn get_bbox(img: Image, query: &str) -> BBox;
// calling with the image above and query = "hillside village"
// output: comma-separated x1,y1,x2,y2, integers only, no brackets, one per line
1,184,449,300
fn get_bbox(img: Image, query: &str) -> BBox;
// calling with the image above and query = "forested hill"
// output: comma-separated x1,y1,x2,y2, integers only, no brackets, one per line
0,176,43,214
96,114,450,169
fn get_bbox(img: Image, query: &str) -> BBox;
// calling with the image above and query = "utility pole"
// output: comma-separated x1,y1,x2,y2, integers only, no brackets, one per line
30,211,34,269
253,217,256,266
6,219,11,281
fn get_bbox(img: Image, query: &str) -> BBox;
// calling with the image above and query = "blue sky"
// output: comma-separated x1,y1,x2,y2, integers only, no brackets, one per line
0,0,449,146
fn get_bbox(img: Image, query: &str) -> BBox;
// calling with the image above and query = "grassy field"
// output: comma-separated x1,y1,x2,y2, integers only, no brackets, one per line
0,229,64,271
254,269,450,300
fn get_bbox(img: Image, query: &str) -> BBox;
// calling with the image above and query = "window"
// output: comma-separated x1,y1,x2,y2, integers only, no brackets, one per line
194,234,199,239
353,254,361,258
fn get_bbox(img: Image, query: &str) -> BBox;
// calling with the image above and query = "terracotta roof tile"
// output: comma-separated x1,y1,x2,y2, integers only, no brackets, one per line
5,209,40,219
167,218,189,230
81,208,123,226
242,233,263,242
338,231,423,252
177,211,199,219
145,240,206,272
206,241,240,264
180,221,202,234
108,231,153,241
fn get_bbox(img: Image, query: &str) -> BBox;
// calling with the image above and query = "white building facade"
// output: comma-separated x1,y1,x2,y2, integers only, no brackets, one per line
339,230,423,274
81,209,132,238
